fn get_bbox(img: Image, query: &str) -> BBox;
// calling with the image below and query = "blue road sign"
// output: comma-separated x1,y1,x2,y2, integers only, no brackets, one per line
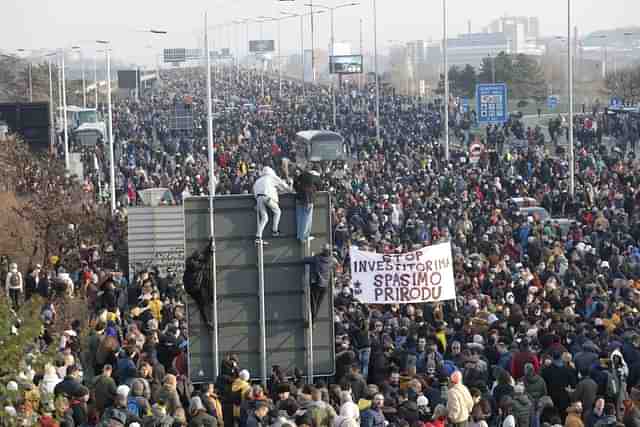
610,97,622,108
547,95,559,109
476,83,508,124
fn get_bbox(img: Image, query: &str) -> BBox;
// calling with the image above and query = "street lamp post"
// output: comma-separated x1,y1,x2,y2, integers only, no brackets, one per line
47,55,54,150
443,0,449,161
257,16,284,99
306,2,360,128
96,40,116,213
203,12,220,380
94,52,99,109
60,49,70,171
373,0,380,144
17,49,33,102
567,0,575,197
71,46,87,108
281,11,306,98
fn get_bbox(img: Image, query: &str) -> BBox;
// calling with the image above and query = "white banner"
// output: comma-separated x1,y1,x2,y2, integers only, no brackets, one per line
350,242,456,304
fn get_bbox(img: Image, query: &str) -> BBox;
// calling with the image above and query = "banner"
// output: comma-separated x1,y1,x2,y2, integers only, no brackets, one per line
350,242,456,304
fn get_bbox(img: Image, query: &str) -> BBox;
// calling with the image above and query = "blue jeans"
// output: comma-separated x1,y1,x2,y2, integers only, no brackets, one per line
358,347,371,379
296,204,313,241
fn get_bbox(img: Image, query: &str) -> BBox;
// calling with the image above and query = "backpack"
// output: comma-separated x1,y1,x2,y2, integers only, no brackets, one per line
127,396,141,417
9,273,20,288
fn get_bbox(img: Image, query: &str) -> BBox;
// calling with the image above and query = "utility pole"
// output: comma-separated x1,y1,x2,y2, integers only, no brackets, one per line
310,0,315,82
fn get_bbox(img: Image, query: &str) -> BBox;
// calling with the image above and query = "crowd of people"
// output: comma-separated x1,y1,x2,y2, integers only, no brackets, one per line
2,60,640,427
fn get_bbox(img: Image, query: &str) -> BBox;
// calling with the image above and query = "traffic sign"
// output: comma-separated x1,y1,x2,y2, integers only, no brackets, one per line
476,83,508,124
547,95,559,110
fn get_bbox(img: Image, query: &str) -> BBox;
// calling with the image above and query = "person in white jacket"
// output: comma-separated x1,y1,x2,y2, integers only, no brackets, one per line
5,263,23,309
252,166,291,241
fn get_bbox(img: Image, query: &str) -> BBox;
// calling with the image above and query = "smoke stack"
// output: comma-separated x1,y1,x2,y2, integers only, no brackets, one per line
468,20,471,34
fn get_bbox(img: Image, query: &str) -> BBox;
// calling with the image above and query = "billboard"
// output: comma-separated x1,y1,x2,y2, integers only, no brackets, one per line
127,206,185,279
184,193,335,384
249,40,275,53
330,55,363,75
476,83,508,124
164,48,186,63
0,102,50,152
117,70,139,90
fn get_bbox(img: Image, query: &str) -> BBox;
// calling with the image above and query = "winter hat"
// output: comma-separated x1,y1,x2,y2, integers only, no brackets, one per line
116,385,130,398
417,396,429,407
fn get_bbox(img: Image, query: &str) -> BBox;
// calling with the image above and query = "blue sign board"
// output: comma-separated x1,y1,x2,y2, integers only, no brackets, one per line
610,97,622,108
547,95,559,109
476,83,508,124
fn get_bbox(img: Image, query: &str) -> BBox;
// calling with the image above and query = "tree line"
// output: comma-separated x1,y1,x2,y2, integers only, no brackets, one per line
436,52,547,101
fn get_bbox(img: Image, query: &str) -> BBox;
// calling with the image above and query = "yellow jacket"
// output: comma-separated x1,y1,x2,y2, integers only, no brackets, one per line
231,378,251,418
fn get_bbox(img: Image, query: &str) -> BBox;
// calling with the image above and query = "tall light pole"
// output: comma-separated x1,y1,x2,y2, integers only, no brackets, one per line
359,18,364,92
306,2,360,127
281,11,306,98
443,0,449,161
44,52,57,153
309,1,316,82
72,47,87,108
373,0,380,144
60,49,70,171
16,49,33,102
567,0,575,197
257,16,284,98
203,12,220,380
94,51,99,109
96,40,116,213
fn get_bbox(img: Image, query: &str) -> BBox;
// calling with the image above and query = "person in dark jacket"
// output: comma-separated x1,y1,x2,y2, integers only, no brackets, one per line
93,364,118,415
54,365,84,399
294,168,321,242
397,389,419,425
189,396,218,427
569,369,599,422
541,352,577,417
360,394,386,427
303,244,337,321
246,401,270,427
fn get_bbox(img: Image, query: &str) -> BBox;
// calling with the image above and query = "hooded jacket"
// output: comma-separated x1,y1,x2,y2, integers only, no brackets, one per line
447,382,474,423
252,167,290,203
511,393,532,427
523,365,547,402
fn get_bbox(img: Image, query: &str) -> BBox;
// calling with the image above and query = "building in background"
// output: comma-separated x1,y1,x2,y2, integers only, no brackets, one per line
442,32,510,68
482,16,544,56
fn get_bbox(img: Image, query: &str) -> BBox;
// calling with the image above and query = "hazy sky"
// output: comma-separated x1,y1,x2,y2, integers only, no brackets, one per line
2,0,639,64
